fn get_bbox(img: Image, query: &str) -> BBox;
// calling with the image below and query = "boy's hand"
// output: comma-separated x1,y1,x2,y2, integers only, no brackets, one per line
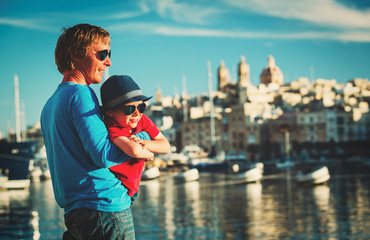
129,135,146,146
138,154,154,162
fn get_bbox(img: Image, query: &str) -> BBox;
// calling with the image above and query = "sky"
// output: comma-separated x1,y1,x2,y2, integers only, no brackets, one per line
0,0,369,138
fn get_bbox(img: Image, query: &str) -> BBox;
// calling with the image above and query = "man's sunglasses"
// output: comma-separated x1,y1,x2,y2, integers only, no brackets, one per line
123,102,146,115
90,49,111,61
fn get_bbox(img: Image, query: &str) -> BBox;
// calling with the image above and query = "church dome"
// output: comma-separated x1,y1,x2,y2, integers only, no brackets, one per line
260,55,284,85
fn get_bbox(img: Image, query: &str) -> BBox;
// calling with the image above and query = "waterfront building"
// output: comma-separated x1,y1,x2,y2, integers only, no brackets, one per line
263,112,297,160
222,104,264,158
180,116,223,153
295,109,370,143
296,110,333,142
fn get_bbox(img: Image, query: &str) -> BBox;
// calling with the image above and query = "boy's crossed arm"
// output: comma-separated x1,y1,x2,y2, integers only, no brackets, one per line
129,132,170,154
113,136,154,161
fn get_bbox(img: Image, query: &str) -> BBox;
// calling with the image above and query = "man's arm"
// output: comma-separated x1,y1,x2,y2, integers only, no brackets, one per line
71,86,136,168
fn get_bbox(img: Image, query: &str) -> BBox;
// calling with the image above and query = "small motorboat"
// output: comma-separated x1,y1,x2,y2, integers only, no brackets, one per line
142,167,160,180
174,168,199,183
233,167,263,183
295,165,330,186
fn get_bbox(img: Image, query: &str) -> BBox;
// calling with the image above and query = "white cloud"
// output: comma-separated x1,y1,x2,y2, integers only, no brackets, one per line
145,0,222,25
110,11,148,20
110,2,150,20
1,0,369,43
110,22,370,42
0,17,56,32
225,0,370,29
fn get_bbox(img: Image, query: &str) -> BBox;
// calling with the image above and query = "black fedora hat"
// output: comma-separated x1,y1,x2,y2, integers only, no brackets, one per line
101,75,152,111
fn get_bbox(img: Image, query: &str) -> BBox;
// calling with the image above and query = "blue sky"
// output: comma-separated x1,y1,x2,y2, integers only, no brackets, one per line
0,0,369,137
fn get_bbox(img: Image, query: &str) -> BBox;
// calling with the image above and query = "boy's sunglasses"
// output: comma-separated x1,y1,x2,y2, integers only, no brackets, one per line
90,49,111,61
123,102,146,115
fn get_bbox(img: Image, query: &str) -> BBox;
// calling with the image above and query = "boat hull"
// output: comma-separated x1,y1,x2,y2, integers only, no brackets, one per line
0,140,37,180
174,168,199,183
233,168,263,183
142,167,160,180
296,166,330,185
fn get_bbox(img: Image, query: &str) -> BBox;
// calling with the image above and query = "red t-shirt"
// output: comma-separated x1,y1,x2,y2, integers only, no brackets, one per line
104,114,160,196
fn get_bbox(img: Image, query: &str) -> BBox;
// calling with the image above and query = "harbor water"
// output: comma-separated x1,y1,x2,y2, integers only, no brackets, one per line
0,171,369,240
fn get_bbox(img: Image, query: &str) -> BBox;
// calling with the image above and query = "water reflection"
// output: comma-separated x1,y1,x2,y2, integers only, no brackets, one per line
183,181,200,226
244,183,263,240
312,185,330,211
0,189,39,239
140,179,160,204
30,180,65,238
0,173,369,239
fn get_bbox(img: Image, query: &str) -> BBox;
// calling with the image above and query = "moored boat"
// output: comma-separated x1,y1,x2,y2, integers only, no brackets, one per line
233,167,263,183
0,176,30,190
142,167,160,180
295,165,330,186
174,168,199,183
0,75,38,184
0,140,37,181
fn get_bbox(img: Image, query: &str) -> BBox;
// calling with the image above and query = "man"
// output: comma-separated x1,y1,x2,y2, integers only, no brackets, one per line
41,23,146,240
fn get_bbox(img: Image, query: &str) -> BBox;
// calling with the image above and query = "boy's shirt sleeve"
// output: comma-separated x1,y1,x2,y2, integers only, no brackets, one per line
104,117,131,142
138,114,160,139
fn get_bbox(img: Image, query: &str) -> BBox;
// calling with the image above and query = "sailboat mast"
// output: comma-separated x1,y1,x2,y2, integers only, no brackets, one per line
207,61,216,147
182,75,188,122
14,74,21,142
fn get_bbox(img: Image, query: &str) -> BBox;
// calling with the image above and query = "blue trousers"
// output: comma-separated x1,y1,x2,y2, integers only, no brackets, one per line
63,207,135,240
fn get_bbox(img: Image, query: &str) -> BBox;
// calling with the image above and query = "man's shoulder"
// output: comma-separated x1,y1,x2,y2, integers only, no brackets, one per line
58,82,92,95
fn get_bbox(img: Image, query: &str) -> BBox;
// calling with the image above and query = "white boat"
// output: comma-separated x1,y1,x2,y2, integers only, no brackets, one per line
174,168,199,183
141,167,160,180
233,167,263,183
295,165,330,185
0,174,30,190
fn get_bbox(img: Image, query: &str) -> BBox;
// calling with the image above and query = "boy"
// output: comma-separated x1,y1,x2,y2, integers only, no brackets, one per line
100,75,170,202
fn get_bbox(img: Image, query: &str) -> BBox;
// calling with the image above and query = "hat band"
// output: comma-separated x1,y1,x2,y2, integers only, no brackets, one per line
105,90,144,109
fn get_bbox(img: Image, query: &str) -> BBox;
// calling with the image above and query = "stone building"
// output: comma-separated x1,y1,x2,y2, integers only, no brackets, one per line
238,56,250,88
180,116,223,153
260,55,284,85
217,60,230,91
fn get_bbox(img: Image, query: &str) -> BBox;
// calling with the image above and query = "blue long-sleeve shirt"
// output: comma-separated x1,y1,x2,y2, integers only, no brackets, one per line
41,82,150,214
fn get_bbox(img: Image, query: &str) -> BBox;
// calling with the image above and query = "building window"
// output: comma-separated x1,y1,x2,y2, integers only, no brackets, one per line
337,116,344,124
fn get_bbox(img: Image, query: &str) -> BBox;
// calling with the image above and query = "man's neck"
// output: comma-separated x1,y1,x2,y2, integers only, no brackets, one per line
62,71,88,85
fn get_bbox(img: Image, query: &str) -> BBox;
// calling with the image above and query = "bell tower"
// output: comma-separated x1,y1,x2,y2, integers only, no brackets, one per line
238,56,250,88
217,60,230,91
